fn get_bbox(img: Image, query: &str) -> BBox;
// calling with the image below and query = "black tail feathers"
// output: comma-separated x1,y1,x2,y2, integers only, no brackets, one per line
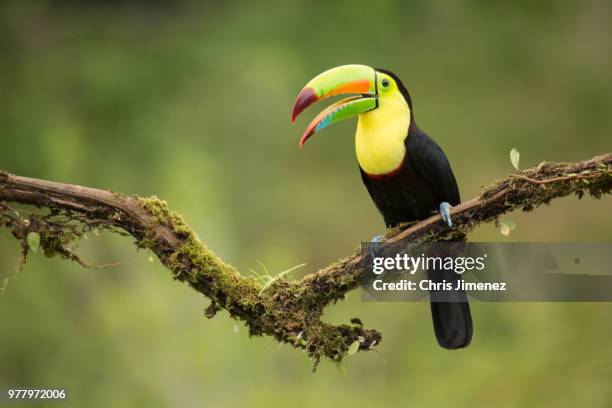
427,264,473,349
430,299,472,349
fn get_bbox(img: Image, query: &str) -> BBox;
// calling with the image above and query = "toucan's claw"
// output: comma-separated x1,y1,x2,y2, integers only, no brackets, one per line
439,202,453,228
367,234,384,260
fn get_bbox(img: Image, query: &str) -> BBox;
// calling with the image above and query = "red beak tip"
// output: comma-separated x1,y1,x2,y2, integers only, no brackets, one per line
291,88,317,123
299,128,315,147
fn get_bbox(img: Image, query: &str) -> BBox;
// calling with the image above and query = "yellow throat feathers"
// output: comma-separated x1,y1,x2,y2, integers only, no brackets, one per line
355,90,411,176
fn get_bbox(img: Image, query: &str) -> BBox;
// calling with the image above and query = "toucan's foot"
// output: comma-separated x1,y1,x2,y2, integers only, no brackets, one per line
439,202,454,228
368,234,384,259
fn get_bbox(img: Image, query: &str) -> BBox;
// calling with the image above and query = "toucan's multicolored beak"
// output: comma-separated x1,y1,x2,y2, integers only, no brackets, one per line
291,64,378,147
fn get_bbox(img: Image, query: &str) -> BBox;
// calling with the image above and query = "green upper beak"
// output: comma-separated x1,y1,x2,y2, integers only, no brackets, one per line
291,64,378,147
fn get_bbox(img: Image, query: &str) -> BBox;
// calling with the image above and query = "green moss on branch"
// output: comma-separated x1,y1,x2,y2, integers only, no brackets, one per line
136,196,378,366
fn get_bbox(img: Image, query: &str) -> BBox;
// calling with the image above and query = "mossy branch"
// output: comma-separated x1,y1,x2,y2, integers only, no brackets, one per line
0,153,610,367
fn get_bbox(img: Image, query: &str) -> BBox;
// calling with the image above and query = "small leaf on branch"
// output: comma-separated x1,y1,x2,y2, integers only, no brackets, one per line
27,232,40,253
347,340,360,356
499,219,517,236
510,148,520,170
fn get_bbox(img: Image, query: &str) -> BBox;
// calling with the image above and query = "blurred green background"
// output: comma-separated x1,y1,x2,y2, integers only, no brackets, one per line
1,1,611,407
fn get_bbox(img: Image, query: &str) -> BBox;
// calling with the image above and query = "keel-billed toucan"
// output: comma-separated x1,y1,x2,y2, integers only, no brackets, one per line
292,64,472,349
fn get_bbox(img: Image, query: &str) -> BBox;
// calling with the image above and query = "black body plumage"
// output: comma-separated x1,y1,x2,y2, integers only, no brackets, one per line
360,129,460,228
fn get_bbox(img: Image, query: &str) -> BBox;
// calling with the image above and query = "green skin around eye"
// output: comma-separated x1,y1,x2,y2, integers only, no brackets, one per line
380,77,393,91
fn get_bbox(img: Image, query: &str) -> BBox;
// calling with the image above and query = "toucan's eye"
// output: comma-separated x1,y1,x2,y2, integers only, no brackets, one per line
381,78,390,88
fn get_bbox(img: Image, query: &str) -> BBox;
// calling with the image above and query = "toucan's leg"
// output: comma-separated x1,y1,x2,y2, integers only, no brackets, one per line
439,202,453,228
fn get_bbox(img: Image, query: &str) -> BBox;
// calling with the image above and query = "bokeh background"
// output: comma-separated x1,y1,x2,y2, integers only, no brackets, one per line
1,1,611,407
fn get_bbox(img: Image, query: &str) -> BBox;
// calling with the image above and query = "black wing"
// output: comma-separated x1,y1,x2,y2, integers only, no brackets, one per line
406,129,460,205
